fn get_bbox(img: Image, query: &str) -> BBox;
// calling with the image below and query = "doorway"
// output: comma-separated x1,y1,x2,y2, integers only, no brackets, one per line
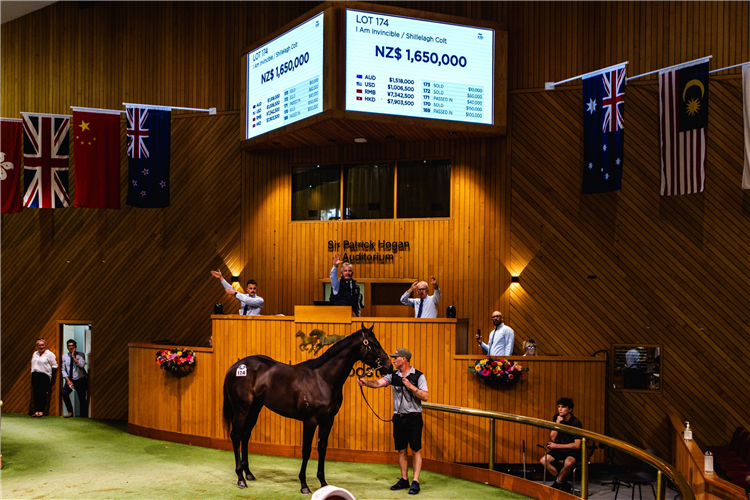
58,321,92,417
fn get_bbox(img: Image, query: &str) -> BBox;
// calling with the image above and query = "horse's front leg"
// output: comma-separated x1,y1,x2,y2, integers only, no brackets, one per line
316,417,335,488
299,420,317,494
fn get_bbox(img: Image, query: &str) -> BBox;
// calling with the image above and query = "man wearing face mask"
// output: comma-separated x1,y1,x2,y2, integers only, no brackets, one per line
400,277,440,318
330,253,363,316
61,339,88,418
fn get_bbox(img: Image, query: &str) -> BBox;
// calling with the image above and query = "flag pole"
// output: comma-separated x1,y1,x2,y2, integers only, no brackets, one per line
626,56,712,82
545,62,628,90
71,106,125,115
122,103,217,115
709,61,750,74
20,112,73,118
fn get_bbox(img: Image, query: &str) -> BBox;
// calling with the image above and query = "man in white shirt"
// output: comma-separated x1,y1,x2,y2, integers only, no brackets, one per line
211,270,264,315
476,311,515,356
400,277,440,318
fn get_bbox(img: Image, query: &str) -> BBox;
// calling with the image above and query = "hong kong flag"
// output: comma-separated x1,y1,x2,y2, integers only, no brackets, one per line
1,118,23,213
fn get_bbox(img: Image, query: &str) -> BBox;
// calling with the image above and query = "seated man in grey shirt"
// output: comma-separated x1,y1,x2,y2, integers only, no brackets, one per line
400,277,440,318
211,270,264,315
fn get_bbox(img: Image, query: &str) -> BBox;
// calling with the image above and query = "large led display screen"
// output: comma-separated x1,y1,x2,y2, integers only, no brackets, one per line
246,12,324,139
345,10,494,125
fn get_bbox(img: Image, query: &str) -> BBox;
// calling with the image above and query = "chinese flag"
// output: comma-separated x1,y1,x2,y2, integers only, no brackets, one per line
73,110,121,208
1,118,23,214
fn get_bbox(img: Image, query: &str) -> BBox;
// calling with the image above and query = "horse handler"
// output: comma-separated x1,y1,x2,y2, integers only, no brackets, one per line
358,348,428,495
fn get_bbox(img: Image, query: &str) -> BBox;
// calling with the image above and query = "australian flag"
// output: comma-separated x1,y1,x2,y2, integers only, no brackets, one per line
582,65,626,194
126,106,171,208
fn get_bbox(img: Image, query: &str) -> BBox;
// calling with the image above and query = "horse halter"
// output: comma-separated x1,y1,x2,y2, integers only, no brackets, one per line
358,330,394,423
360,330,384,377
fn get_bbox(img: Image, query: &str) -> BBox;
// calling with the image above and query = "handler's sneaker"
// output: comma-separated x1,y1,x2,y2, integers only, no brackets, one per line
408,481,420,495
390,478,410,490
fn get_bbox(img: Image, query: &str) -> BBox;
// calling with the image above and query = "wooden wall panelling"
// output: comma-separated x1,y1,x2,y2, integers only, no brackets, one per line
242,138,510,354
509,78,750,461
138,318,604,464
1,112,242,419
3,0,749,462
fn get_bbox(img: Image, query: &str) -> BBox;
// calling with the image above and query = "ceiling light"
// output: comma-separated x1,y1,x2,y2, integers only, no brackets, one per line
354,137,367,143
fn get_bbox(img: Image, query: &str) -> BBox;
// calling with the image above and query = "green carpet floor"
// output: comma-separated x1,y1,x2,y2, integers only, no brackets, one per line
0,414,532,500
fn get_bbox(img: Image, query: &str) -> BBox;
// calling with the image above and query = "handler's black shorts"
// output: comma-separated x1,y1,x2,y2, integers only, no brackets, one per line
393,412,423,452
549,448,582,466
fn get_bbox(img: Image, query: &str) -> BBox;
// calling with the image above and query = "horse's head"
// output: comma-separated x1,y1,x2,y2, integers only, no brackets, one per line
358,323,393,376
295,331,304,338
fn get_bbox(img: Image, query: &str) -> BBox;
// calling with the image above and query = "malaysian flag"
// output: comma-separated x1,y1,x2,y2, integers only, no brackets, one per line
1,119,23,213
743,63,750,190
582,64,626,194
22,113,70,208
659,60,710,196
126,106,171,208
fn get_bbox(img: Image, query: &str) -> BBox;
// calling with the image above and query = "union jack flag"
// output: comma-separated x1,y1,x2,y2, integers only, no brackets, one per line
602,67,625,133
126,107,149,159
22,114,70,208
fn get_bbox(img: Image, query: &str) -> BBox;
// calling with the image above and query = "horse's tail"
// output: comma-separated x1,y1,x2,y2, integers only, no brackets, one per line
222,374,233,436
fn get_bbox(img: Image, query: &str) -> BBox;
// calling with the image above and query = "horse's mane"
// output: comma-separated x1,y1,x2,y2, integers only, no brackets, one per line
303,329,360,369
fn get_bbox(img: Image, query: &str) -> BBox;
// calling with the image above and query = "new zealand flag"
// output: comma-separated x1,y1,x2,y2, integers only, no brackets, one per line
582,66,626,194
126,107,171,208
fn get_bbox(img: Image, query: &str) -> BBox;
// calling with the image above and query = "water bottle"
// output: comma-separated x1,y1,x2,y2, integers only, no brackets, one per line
684,421,692,442
704,450,714,474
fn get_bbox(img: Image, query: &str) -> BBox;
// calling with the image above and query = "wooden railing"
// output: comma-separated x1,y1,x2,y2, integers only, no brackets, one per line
670,415,745,500
424,402,696,500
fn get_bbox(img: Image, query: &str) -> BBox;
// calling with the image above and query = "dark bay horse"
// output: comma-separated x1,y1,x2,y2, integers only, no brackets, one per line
223,324,393,494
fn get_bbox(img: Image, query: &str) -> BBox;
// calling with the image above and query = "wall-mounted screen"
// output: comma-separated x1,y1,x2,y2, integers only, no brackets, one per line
345,10,494,125
246,12,324,139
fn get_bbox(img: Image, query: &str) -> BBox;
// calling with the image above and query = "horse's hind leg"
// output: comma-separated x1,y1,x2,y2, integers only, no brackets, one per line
298,420,317,494
230,413,249,488
240,404,262,481
316,417,335,488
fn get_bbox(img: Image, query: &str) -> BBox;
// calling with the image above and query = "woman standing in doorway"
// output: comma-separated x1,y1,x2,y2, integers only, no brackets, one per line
31,339,57,417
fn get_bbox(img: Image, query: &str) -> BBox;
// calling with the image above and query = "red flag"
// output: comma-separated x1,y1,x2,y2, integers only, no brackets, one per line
73,110,121,208
1,118,23,214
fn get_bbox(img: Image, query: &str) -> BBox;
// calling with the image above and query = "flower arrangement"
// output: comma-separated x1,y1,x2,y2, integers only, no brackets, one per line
156,347,196,375
468,357,529,387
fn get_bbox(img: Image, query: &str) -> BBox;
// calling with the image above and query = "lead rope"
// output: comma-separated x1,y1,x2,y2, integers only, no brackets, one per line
358,362,394,423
